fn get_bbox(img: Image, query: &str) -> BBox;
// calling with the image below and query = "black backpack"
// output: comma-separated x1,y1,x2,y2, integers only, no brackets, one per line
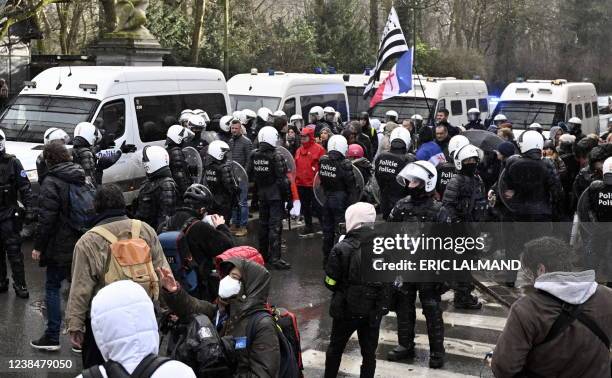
172,313,233,377
66,181,96,233
81,354,171,378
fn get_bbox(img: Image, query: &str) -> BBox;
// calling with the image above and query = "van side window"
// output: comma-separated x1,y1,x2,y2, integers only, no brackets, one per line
135,93,226,142
478,98,488,113
94,99,125,140
567,104,572,119
300,94,348,121
575,104,583,120
592,102,598,116
466,99,477,111
584,102,592,118
450,100,462,115
436,99,446,113
282,98,296,116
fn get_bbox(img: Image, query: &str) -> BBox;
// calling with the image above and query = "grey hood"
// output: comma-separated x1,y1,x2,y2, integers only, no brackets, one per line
534,270,598,305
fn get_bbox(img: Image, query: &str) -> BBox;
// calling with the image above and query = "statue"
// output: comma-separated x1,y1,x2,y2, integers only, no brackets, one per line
110,0,155,40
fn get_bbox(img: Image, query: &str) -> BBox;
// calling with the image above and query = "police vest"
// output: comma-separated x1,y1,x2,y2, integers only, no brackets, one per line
436,162,456,196
0,155,18,209
319,156,347,192
391,197,442,223
588,182,612,222
251,151,277,187
204,164,222,189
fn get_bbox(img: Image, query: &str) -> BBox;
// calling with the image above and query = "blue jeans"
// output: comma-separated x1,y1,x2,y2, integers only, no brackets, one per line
45,265,69,342
231,180,249,227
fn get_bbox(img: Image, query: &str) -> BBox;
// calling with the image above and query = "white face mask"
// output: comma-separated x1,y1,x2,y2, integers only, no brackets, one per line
202,214,214,226
218,275,241,299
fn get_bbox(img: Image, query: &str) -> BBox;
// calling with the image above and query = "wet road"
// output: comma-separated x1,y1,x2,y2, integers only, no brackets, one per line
0,221,506,377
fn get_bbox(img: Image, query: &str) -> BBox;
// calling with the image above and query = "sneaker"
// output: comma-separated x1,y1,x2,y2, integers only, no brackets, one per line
30,335,60,351
0,279,8,293
71,346,82,354
234,227,248,237
387,345,415,361
13,283,29,299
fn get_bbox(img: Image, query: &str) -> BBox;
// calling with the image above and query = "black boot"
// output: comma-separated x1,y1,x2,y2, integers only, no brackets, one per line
387,345,415,361
429,352,445,368
0,279,8,293
13,283,29,299
270,259,291,270
453,293,482,310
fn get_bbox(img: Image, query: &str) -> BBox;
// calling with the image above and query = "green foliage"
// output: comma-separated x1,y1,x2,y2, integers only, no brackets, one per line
146,1,194,63
415,42,485,79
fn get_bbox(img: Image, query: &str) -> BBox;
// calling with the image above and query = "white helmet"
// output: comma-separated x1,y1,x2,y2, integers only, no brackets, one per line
181,109,193,116
568,117,582,125
272,110,286,118
232,110,246,125
327,135,349,156
323,106,335,114
219,115,234,132
390,127,411,149
257,107,272,122
454,144,482,170
43,127,70,145
493,114,507,122
242,109,256,121
188,114,207,131
529,122,543,131
167,125,194,145
257,126,278,146
385,110,399,123
193,109,205,116
411,114,423,121
603,156,612,185
448,135,470,159
289,114,304,129
397,161,437,192
74,122,100,146
179,109,194,125
0,129,5,152
467,108,480,122
207,140,230,161
309,106,324,120
142,145,169,174
518,130,544,153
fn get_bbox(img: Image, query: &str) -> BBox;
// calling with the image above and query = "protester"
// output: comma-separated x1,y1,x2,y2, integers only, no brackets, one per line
228,119,252,236
415,126,446,167
434,124,451,158
77,280,196,377
295,126,326,237
492,237,612,378
358,112,379,159
435,109,459,136
319,126,332,150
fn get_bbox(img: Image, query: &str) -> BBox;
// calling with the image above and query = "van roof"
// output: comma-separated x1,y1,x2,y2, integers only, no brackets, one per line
396,78,488,99
500,80,597,103
22,66,227,100
227,73,347,97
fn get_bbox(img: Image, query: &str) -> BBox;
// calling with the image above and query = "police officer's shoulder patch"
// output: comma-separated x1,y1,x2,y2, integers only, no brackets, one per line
20,170,27,178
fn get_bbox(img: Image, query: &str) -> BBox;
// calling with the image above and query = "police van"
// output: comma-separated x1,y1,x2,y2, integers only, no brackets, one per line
227,70,350,121
368,76,490,126
0,66,231,202
491,80,599,136
337,73,376,120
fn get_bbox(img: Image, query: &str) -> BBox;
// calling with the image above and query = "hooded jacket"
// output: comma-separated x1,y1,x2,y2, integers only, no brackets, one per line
295,127,326,187
162,258,280,378
77,280,195,378
492,271,612,378
34,161,86,267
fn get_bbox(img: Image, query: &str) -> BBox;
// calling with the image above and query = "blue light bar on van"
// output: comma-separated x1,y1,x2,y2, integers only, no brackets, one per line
314,67,323,74
328,66,337,74
79,84,98,92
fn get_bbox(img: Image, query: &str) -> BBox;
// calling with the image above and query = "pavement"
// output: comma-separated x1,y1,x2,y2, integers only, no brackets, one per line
0,219,517,377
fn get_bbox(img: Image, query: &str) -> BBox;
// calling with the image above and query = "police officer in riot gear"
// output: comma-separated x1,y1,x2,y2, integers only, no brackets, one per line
242,109,258,141
374,127,415,219
567,117,585,141
411,114,424,133
134,146,179,230
203,140,238,225
247,126,292,270
72,122,100,185
309,106,327,136
0,130,34,298
157,183,214,233
323,106,340,133
179,109,194,127
166,125,195,196
442,144,487,309
493,114,508,127
465,108,485,130
186,114,210,159
573,144,612,203
387,161,446,368
436,135,469,196
318,135,359,265
255,107,273,139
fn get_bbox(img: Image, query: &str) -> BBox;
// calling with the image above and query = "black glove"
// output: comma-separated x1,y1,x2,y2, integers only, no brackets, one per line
120,140,137,153
24,209,36,224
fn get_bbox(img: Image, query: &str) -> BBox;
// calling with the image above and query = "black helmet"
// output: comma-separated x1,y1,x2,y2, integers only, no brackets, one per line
184,184,213,210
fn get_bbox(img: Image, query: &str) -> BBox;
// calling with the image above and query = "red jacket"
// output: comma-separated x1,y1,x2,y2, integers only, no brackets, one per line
295,128,326,187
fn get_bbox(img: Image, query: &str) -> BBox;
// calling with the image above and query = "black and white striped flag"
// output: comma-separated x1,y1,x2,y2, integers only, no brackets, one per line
363,7,409,97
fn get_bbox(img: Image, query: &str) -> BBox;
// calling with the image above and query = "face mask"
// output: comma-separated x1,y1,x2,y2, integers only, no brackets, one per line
218,275,241,299
407,186,426,198
461,162,478,176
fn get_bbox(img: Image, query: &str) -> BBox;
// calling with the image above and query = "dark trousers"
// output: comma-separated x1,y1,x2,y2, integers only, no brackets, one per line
82,317,104,369
324,317,380,378
44,265,69,342
321,193,347,265
395,284,444,355
297,186,320,227
258,200,283,263
0,217,25,286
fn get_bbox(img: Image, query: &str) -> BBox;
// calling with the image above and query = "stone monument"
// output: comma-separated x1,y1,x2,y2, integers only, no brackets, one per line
89,0,169,66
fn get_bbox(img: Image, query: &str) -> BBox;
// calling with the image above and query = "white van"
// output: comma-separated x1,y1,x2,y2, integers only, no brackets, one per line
0,66,230,202
227,71,350,121
369,76,489,126
336,73,374,119
491,80,599,135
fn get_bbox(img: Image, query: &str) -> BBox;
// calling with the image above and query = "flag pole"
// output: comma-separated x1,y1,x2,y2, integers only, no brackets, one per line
412,3,432,125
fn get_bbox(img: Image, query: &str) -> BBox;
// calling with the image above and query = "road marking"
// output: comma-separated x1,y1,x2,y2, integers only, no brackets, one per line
385,311,507,332
302,349,478,378
349,330,496,360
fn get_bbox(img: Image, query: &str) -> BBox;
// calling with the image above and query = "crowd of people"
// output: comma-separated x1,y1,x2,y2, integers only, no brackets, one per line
0,100,611,377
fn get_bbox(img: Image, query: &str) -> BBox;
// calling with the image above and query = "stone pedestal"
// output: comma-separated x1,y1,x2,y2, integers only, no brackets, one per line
88,37,169,67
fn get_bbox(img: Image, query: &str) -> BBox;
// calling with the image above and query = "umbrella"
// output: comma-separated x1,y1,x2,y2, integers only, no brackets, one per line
463,129,504,152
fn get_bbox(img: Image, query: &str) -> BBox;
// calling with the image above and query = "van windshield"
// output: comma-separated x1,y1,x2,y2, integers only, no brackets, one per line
493,101,565,130
230,95,281,112
0,95,99,143
370,96,436,123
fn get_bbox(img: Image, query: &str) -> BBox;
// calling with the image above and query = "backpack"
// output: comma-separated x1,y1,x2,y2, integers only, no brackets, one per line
247,306,303,378
66,182,96,233
90,220,160,300
158,219,199,294
81,354,171,378
172,314,233,377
